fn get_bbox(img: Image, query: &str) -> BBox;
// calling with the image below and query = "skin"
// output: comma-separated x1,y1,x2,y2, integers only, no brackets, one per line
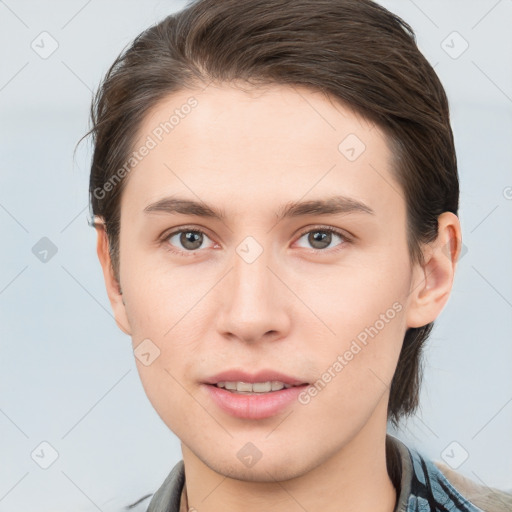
96,82,461,512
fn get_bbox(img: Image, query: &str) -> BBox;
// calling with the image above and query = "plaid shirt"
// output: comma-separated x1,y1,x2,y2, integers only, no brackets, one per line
145,434,490,512
391,435,485,511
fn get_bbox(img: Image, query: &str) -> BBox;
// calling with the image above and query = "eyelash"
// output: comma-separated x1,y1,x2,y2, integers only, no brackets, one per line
160,225,352,257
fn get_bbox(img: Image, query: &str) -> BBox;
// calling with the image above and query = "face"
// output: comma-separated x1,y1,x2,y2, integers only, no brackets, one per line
99,82,439,481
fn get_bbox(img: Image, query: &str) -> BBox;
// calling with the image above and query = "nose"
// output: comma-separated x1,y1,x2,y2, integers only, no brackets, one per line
215,242,291,344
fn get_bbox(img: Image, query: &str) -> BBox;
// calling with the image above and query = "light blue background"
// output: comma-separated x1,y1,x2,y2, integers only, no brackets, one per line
1,0,511,510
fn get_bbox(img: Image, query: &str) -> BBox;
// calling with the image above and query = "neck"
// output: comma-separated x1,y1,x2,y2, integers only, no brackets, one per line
181,413,398,512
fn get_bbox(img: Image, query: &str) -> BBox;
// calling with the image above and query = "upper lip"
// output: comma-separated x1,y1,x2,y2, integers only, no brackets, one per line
203,369,308,386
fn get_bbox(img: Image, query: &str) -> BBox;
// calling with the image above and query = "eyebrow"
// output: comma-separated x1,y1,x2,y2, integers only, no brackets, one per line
143,195,375,221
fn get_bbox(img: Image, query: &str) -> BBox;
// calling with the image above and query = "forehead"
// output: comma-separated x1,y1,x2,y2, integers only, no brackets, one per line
122,82,404,221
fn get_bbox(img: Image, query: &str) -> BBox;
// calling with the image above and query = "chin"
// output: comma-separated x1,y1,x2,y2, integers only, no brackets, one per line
198,447,316,483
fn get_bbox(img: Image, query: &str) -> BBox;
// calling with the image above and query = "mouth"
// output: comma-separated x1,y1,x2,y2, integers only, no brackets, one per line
213,380,302,394
203,369,308,392
201,370,310,419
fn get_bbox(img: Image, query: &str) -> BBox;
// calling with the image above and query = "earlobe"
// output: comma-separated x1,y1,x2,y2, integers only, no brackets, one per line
95,220,132,335
405,212,462,329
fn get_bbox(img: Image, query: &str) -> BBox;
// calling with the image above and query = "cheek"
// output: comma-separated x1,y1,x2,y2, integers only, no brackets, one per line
308,264,409,395
316,259,409,336
134,361,195,438
330,307,405,388
121,256,195,337
301,307,407,432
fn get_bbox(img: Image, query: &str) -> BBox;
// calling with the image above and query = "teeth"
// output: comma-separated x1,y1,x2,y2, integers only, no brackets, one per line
216,381,293,393
237,382,253,392
252,382,271,392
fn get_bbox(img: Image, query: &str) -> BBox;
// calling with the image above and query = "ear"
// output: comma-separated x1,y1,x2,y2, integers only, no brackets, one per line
95,219,132,335
406,212,462,329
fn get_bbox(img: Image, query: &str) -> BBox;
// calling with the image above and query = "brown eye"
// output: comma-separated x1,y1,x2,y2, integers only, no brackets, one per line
295,227,348,251
308,230,331,249
166,229,213,252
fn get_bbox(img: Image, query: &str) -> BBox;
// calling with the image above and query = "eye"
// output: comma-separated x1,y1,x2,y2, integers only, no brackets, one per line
164,227,216,254
295,226,350,251
161,225,351,256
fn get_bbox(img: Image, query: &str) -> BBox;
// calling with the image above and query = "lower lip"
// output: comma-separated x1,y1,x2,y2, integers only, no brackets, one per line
203,384,308,420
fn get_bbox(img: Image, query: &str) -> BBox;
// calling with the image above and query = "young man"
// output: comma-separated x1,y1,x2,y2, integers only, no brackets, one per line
87,0,511,511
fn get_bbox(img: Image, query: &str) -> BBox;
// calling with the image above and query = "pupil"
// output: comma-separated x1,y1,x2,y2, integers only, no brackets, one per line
311,231,330,249
182,231,202,249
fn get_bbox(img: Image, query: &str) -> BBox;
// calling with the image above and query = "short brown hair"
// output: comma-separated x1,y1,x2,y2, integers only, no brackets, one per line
87,0,459,428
